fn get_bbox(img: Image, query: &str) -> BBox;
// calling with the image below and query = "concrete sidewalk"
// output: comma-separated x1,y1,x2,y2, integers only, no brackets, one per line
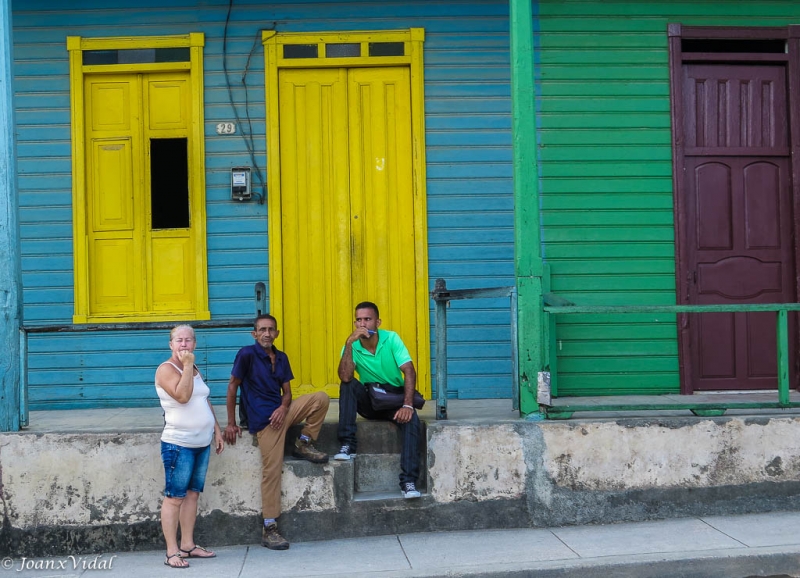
5,511,800,578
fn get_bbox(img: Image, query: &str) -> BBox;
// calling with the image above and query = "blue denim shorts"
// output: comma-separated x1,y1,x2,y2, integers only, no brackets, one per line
161,442,211,498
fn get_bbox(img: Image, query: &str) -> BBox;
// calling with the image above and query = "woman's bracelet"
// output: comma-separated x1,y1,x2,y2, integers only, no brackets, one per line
402,404,414,410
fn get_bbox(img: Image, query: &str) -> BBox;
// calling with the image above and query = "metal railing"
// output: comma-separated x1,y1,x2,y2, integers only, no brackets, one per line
430,278,518,420
542,296,800,419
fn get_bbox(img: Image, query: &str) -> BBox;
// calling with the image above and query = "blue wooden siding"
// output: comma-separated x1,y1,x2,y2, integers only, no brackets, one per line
13,0,515,409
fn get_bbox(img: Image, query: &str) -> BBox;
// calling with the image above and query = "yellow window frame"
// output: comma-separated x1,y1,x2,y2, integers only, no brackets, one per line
66,33,210,324
262,28,431,393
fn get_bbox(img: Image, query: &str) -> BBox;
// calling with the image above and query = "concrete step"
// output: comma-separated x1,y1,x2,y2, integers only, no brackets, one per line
284,419,427,456
351,489,429,502
355,453,427,493
355,453,401,492
243,420,428,495
283,420,428,495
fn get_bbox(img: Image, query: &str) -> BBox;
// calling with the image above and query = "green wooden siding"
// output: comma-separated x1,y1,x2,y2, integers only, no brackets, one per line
537,0,800,396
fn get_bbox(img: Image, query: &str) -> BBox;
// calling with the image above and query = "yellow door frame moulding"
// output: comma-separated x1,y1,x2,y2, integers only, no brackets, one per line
262,28,431,394
67,33,210,323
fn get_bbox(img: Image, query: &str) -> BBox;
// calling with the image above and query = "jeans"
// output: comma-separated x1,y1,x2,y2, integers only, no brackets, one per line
337,379,420,487
161,441,211,498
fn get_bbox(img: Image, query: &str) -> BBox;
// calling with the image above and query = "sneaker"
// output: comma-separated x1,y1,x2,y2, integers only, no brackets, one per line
402,482,421,499
262,522,290,550
334,445,356,461
292,438,329,463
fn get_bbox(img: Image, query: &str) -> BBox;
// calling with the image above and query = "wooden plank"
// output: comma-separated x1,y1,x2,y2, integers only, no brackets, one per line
541,161,673,178
547,303,800,314
543,222,674,237
555,373,680,394
541,35,666,49
546,243,676,259
540,129,671,146
552,260,675,274
552,275,675,292
559,357,678,373
540,50,666,66
510,0,541,416
546,402,800,418
559,324,677,340
0,0,19,430
557,340,678,357
540,146,671,162
540,1,800,18
558,313,677,324
539,112,671,129
542,177,674,193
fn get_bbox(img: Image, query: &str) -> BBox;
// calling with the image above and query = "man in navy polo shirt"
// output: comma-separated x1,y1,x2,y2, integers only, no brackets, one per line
224,314,330,550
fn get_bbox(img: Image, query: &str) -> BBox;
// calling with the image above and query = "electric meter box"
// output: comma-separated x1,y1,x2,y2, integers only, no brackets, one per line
231,167,252,201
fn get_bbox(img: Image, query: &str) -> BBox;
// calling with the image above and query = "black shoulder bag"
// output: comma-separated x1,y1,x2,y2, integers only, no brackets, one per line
366,383,425,412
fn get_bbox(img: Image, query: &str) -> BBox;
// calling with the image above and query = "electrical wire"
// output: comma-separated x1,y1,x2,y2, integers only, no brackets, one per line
242,29,264,164
222,0,271,204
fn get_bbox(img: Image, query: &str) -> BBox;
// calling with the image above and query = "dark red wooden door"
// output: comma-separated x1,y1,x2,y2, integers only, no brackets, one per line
682,64,796,391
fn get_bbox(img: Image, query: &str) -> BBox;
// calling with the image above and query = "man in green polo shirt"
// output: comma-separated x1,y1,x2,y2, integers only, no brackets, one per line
335,301,421,499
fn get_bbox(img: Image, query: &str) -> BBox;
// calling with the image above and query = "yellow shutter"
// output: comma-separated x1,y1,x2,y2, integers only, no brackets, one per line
82,72,202,320
69,33,210,324
144,74,195,312
85,76,144,314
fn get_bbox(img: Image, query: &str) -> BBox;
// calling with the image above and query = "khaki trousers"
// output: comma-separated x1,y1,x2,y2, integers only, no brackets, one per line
255,391,329,519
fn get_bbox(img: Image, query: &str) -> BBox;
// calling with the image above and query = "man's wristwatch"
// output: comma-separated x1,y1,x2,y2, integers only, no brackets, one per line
402,404,414,410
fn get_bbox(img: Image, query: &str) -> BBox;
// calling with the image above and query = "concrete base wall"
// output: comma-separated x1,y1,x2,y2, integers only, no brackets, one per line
3,415,800,556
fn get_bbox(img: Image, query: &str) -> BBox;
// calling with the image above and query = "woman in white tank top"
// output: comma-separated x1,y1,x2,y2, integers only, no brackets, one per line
155,325,224,568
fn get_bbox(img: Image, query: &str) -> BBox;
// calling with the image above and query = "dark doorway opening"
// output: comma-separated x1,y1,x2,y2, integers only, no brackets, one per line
150,137,189,229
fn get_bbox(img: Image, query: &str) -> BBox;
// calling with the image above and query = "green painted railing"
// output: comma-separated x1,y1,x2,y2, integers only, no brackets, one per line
541,297,800,419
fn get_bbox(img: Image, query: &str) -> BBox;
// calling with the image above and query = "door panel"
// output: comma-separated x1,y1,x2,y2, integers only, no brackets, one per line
348,67,417,360
277,66,418,397
146,78,188,129
89,80,132,131
683,64,788,153
744,162,781,248
685,155,794,390
90,239,137,312
90,139,134,232
151,235,193,310
278,68,352,397
681,62,796,391
85,76,143,315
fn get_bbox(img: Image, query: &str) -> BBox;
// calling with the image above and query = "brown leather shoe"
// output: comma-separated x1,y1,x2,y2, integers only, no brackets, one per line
292,438,329,463
262,523,289,550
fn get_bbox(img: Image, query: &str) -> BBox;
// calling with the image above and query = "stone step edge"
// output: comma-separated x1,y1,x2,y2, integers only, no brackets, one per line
351,489,429,503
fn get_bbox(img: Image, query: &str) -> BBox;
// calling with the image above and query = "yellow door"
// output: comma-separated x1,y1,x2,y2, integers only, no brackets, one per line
84,72,197,319
276,66,425,397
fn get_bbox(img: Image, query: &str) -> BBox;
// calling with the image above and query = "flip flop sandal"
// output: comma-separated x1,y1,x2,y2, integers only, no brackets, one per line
164,552,189,568
179,545,216,559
